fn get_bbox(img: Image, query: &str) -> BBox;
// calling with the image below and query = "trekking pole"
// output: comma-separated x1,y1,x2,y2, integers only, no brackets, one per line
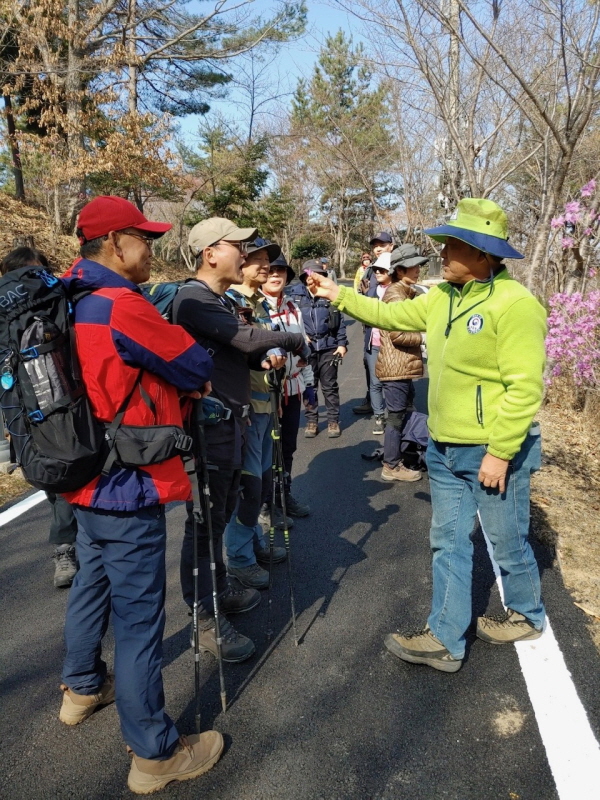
267,369,299,646
185,455,204,732
265,427,279,643
192,400,227,713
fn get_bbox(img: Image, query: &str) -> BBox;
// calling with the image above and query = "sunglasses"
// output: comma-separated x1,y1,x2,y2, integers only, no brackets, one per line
269,266,288,274
372,267,390,274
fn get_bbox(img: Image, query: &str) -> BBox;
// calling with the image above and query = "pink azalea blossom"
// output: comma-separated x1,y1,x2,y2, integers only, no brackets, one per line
565,211,581,223
589,268,598,278
565,200,581,214
584,227,594,236
561,236,574,248
551,216,565,229
580,180,596,198
546,290,600,389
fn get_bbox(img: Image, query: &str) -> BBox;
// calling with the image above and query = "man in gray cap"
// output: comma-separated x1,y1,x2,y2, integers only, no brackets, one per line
173,218,309,663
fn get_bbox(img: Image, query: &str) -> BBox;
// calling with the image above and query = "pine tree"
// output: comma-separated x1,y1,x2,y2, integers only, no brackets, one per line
290,31,399,274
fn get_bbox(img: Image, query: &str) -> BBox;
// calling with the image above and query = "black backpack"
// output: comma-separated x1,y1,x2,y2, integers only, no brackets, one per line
0,266,107,492
0,268,194,494
400,410,429,470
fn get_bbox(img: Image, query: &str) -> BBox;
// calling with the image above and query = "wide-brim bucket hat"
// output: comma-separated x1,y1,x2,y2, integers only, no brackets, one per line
246,237,281,263
390,244,429,270
269,253,295,285
424,198,524,259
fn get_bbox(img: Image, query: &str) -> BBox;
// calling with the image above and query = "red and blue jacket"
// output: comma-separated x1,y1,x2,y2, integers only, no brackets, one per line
61,260,213,511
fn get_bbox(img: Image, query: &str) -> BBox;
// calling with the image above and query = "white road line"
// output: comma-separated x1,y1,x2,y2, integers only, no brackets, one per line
0,490,46,527
481,520,600,800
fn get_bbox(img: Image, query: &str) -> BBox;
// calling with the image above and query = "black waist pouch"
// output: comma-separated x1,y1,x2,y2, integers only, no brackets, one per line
328,307,341,332
102,424,193,475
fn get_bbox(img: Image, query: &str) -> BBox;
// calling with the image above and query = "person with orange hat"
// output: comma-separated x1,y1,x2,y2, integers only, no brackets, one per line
58,196,223,793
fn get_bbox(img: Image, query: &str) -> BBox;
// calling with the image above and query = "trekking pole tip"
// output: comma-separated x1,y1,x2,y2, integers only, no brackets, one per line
220,692,227,713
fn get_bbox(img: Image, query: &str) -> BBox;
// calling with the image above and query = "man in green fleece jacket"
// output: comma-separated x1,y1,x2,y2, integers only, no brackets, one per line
307,198,546,672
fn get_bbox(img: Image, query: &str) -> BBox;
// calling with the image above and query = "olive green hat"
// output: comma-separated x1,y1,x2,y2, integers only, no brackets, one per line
424,198,524,259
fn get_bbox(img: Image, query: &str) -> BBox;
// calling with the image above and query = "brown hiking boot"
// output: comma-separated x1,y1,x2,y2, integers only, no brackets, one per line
476,609,543,644
327,421,341,438
59,673,116,725
128,732,224,795
381,463,422,482
384,628,462,673
304,422,318,438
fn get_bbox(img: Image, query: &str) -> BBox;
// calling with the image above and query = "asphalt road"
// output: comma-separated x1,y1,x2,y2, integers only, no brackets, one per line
1,318,599,800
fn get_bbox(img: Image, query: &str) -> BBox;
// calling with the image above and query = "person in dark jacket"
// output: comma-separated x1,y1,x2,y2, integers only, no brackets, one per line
286,260,348,438
173,218,308,664
354,231,394,415
361,253,390,436
0,246,80,588
58,196,222,794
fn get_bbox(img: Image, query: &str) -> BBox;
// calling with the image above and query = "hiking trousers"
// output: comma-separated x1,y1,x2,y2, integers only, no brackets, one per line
225,409,271,568
382,380,414,467
180,465,240,613
305,350,340,423
62,505,179,761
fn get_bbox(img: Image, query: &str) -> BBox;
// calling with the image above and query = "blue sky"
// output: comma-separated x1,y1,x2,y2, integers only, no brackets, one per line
178,0,366,143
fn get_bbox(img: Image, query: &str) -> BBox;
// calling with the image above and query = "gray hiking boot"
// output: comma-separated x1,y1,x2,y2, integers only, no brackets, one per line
372,415,385,435
254,544,287,565
219,582,261,614
53,544,78,588
194,615,255,663
476,609,543,644
228,562,269,589
258,503,294,531
283,493,310,517
353,401,373,415
384,628,462,673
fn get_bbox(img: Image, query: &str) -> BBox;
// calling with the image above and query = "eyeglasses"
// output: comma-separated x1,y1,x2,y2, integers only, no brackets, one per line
121,231,155,250
372,267,390,274
215,240,249,255
269,266,287,274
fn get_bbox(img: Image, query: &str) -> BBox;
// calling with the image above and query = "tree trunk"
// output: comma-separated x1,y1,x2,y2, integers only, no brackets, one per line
63,0,86,233
128,0,138,114
3,94,25,201
526,154,573,295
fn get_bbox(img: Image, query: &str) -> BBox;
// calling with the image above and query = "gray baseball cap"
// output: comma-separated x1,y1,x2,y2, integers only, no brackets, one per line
188,217,257,257
390,244,429,269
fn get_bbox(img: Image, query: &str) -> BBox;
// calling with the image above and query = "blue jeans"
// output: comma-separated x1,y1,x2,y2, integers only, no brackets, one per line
63,505,179,760
364,347,385,415
425,433,545,659
382,380,414,467
225,409,271,568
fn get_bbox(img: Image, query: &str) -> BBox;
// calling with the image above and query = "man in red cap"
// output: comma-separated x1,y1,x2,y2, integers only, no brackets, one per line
59,196,224,794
